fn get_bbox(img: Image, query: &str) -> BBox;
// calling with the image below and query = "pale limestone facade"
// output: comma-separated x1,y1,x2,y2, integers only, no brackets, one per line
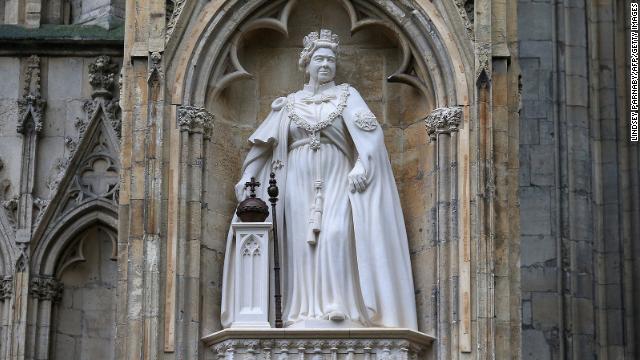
0,0,636,359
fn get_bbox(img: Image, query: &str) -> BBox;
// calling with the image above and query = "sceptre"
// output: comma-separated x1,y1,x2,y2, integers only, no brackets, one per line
268,172,283,328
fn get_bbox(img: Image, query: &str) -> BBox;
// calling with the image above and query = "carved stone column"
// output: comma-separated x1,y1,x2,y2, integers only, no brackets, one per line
425,106,469,359
163,105,214,357
28,276,63,359
0,276,12,358
4,54,47,360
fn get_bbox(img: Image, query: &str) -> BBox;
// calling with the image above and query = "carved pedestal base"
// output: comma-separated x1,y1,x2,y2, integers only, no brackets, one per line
202,328,434,359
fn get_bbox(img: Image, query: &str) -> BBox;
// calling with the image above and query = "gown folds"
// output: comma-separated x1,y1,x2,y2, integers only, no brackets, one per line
221,81,418,330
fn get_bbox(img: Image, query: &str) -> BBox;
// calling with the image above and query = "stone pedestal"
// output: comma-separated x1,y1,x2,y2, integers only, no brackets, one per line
230,222,272,329
202,328,434,359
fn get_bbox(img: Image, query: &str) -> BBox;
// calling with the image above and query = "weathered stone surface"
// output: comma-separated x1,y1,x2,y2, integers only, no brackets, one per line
529,145,554,186
521,235,556,266
522,329,551,360
520,186,552,235
0,57,20,98
47,57,84,100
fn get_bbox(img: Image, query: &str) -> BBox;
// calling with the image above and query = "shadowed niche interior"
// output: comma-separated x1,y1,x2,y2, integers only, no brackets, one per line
51,226,117,360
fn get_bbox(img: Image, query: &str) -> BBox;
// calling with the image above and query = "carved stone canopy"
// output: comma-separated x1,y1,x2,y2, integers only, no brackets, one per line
17,95,46,134
424,106,463,140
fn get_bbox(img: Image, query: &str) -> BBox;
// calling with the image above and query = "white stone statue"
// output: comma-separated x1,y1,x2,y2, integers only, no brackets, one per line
221,29,418,330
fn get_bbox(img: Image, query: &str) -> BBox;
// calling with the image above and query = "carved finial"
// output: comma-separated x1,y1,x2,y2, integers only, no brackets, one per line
148,51,163,81
17,55,45,134
23,55,41,98
89,55,119,99
268,172,279,204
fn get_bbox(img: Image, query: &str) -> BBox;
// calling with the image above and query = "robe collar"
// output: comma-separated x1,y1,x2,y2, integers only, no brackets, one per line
302,81,337,96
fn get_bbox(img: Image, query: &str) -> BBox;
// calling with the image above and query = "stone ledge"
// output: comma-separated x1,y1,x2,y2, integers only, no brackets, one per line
202,328,434,359
0,24,124,41
0,24,124,56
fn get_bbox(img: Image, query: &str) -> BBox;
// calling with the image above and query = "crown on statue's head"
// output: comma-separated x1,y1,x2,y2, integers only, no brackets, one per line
303,29,340,50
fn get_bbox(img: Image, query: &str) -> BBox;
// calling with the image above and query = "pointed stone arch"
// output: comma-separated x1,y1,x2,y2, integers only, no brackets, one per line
31,200,118,277
156,1,475,357
169,0,471,109
31,97,121,260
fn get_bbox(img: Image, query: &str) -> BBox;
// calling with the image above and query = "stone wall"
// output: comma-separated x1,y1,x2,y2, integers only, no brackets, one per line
518,0,639,358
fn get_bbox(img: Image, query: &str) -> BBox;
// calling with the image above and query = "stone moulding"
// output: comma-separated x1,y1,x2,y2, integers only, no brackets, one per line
202,328,434,359
424,106,463,140
166,0,186,41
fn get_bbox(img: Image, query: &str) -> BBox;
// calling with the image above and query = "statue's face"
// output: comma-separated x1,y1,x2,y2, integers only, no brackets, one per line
307,47,336,84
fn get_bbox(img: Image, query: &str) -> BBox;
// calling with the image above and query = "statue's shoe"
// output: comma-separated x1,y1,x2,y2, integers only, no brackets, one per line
325,311,346,322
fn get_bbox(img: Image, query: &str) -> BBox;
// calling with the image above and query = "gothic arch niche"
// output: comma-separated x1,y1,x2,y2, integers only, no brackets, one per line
168,0,472,348
200,0,440,332
27,204,118,360
50,225,117,360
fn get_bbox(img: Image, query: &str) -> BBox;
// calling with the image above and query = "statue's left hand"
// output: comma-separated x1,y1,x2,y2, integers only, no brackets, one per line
348,161,368,193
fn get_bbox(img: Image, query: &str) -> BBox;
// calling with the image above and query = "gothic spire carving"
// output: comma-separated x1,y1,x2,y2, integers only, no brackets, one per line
17,55,45,134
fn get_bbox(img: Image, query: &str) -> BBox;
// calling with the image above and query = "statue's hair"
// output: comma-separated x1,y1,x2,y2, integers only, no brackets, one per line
298,29,340,71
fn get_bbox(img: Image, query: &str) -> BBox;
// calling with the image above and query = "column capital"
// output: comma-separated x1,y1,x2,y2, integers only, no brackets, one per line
424,106,463,140
0,277,12,300
30,275,63,303
177,105,215,137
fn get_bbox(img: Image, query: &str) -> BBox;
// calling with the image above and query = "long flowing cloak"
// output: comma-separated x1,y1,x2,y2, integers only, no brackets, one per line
221,85,418,329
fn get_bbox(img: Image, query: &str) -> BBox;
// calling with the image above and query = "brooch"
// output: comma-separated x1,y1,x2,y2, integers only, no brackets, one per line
354,110,378,131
